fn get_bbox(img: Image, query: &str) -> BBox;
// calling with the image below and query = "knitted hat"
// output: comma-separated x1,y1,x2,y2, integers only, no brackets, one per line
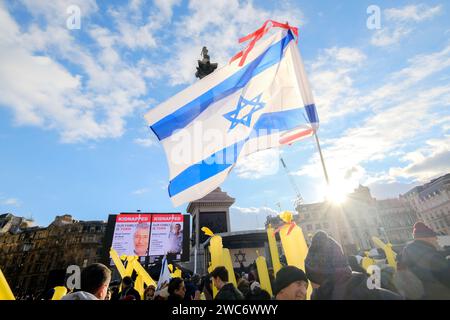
413,222,437,239
250,281,260,292
305,230,351,285
273,266,308,296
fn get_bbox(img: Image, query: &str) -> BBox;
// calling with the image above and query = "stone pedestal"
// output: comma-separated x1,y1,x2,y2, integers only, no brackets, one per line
184,188,234,275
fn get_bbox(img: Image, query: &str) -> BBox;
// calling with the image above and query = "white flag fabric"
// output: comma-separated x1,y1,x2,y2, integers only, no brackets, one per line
157,255,171,290
145,29,319,206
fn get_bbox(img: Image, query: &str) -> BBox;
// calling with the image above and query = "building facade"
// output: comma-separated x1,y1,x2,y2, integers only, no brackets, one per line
0,213,34,234
266,185,419,255
376,198,418,245
401,173,450,235
295,186,386,254
0,214,106,296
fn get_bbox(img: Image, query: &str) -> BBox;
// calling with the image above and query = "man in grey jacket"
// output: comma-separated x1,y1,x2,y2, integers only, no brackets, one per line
62,263,111,300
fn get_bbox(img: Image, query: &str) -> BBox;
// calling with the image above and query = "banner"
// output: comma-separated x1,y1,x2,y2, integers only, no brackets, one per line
111,214,151,257
149,214,184,257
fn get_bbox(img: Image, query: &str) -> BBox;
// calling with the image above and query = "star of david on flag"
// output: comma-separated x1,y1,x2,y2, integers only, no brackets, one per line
145,21,320,206
223,94,265,130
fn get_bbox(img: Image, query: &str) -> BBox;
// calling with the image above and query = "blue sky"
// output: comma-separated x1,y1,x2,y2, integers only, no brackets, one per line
1,0,449,230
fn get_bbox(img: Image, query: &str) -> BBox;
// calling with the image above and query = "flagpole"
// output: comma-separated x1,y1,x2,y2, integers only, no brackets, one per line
313,131,330,186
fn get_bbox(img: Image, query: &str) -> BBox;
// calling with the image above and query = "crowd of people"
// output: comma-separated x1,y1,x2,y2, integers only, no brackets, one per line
16,222,450,301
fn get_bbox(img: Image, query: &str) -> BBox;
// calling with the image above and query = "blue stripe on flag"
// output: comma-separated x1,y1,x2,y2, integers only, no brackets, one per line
151,32,295,141
168,107,306,197
304,104,319,124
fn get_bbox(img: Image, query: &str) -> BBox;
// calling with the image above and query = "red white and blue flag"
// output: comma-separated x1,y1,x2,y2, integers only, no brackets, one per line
145,21,319,206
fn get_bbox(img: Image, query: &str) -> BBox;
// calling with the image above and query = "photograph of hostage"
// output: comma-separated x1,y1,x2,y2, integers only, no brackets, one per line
133,222,150,256
167,223,183,254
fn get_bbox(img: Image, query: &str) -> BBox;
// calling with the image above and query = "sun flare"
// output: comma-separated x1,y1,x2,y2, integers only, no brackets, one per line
324,183,349,205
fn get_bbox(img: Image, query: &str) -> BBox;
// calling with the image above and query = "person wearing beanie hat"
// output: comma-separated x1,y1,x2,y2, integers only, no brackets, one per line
305,231,402,300
401,222,450,299
305,230,351,287
274,266,308,300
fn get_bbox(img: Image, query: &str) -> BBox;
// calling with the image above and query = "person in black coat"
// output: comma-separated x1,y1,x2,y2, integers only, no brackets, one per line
168,278,186,301
305,231,402,300
210,266,244,300
118,276,141,300
401,222,450,299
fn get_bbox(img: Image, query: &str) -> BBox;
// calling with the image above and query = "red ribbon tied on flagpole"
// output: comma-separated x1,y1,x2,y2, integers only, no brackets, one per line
230,20,299,67
273,211,297,236
273,221,296,236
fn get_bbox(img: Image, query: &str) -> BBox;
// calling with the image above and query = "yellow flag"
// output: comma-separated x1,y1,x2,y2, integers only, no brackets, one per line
279,211,293,223
134,274,145,299
131,259,157,287
207,263,218,298
223,248,237,287
209,235,224,269
266,224,282,276
255,255,273,296
361,252,376,273
110,248,127,277
372,236,397,269
172,268,182,279
279,211,312,299
110,248,157,297
0,268,15,300
51,286,67,300
124,256,137,278
201,227,215,237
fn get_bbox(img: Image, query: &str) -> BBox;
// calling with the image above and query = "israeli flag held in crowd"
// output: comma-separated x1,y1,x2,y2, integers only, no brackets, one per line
145,28,319,206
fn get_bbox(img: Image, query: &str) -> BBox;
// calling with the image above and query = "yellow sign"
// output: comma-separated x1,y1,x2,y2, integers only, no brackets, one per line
109,248,157,299
372,236,397,270
51,286,68,300
266,224,282,276
0,267,15,300
255,253,273,296
278,211,312,299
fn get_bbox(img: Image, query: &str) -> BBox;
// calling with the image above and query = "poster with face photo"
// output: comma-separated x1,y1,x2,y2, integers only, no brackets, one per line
149,214,184,256
111,214,151,257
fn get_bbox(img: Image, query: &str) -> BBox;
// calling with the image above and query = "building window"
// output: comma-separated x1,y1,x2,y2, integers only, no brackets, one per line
315,223,321,229
324,222,329,229
307,224,312,231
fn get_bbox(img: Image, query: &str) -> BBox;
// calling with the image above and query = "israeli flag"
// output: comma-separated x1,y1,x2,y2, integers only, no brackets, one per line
157,255,172,290
145,30,319,206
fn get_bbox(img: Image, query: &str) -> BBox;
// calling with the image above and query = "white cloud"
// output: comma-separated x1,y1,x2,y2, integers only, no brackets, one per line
371,4,442,47
234,149,280,179
232,206,278,215
18,0,98,22
166,0,305,85
230,206,278,230
296,43,450,193
1,198,21,207
134,136,157,147
371,26,411,47
385,4,442,22
308,47,366,122
132,188,151,195
389,136,450,181
0,1,307,143
154,0,182,19
107,8,159,50
0,2,154,143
